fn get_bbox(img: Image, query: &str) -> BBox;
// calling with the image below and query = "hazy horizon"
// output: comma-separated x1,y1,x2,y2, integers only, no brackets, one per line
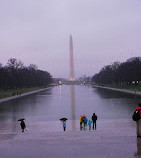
0,0,141,79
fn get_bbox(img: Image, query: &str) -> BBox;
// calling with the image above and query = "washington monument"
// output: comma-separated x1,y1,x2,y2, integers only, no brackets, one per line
69,35,75,81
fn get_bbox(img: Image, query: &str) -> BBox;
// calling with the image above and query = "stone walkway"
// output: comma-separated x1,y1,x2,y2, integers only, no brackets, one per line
93,85,141,96
0,119,140,158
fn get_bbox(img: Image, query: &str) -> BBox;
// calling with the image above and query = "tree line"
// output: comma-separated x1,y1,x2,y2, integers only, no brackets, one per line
91,57,141,86
0,58,52,90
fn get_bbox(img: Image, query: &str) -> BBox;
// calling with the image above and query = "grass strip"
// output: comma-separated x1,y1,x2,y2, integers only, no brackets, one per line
0,87,42,99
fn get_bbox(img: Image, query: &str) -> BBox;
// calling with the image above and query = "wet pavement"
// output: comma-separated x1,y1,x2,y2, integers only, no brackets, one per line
0,119,140,158
93,85,141,96
0,85,141,157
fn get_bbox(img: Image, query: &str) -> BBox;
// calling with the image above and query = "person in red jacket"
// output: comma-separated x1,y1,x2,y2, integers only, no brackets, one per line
136,103,141,137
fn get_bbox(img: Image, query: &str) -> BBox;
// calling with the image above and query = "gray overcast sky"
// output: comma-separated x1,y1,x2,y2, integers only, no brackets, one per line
0,0,141,79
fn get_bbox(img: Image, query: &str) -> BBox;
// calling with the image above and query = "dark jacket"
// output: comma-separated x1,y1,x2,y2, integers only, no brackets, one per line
20,121,26,129
92,114,97,122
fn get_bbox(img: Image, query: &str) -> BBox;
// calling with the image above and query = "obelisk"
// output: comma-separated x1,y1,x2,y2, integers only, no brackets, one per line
70,35,75,81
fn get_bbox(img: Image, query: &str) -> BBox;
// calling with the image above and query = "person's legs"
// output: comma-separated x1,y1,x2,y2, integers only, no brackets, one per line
136,120,141,137
136,121,140,137
137,120,141,137
139,120,141,135
84,122,85,128
80,122,82,128
95,122,97,130
93,122,94,130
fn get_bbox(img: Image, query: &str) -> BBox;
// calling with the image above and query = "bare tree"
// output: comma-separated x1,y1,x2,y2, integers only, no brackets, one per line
7,58,24,69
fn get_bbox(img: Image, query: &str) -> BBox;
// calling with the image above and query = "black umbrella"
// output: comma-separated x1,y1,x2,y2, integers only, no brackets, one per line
60,118,68,121
18,118,25,121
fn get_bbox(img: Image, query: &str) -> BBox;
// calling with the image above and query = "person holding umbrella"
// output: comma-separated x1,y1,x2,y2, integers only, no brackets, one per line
18,118,26,132
60,118,68,131
63,121,66,131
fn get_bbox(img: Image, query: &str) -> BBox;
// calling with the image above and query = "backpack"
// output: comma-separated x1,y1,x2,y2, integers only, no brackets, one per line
132,109,141,121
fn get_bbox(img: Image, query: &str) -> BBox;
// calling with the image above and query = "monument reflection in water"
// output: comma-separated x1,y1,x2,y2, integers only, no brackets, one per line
59,84,76,131
70,85,76,130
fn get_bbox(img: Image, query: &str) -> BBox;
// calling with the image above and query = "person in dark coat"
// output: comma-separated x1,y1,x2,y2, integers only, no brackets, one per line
136,103,141,137
20,120,26,132
92,113,97,130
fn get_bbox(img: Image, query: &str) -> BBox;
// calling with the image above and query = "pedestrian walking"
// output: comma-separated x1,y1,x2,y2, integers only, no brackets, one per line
60,118,68,131
20,120,26,132
88,120,92,130
135,103,141,137
92,113,97,130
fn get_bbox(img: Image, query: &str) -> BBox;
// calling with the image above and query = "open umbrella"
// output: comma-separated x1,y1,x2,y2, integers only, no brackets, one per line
60,118,68,121
18,118,25,121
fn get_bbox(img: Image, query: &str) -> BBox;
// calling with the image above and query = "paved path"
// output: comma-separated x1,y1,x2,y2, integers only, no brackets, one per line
93,85,141,96
0,86,141,157
0,119,140,158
